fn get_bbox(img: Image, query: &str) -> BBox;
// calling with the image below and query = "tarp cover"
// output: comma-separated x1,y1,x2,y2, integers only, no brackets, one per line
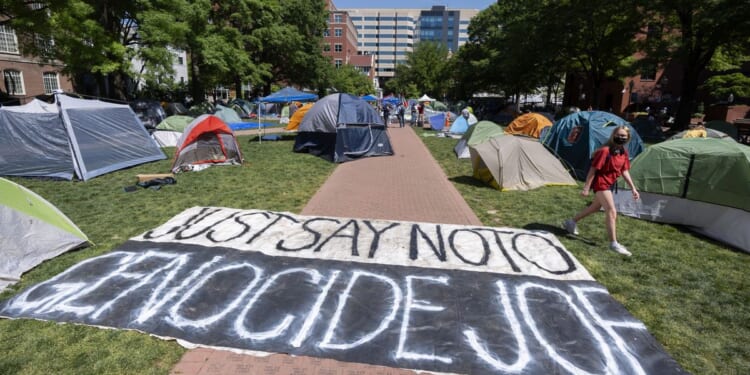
471,135,576,191
0,207,686,374
0,178,88,292
260,87,317,103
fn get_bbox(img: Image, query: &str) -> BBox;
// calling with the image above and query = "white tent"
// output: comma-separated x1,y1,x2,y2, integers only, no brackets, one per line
0,93,166,181
418,94,435,102
1,177,89,292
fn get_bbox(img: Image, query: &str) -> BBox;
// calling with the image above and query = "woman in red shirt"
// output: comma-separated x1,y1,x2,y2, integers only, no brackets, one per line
563,126,640,256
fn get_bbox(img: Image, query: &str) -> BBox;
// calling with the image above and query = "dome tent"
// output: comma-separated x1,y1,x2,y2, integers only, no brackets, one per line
293,93,393,163
505,112,553,138
614,137,750,252
0,177,89,292
171,115,243,172
543,111,644,180
470,135,576,191
454,120,506,159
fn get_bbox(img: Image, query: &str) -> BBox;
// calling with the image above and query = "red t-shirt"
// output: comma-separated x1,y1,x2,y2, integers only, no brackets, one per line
591,146,630,191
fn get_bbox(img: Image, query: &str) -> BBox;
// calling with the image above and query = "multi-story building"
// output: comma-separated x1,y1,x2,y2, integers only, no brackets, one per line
0,24,73,105
323,0,376,91
342,6,479,88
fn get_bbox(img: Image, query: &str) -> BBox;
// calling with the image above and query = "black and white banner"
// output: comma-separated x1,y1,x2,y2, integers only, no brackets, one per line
0,207,685,374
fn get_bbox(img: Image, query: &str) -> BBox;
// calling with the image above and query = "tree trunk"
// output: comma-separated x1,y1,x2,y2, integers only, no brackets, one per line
674,66,700,131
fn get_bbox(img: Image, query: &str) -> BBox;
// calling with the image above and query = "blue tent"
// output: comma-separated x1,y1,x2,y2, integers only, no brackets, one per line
450,116,471,134
259,87,317,103
429,113,446,131
294,93,393,163
543,111,644,180
361,94,378,102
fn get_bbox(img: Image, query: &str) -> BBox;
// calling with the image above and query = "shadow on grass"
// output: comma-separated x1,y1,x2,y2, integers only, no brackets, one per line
448,175,490,189
523,222,598,246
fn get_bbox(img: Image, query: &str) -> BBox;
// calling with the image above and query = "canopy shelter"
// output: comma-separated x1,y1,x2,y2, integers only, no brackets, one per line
360,94,378,102
0,177,89,292
0,93,166,181
418,94,435,102
255,87,318,143
614,138,750,252
259,87,318,103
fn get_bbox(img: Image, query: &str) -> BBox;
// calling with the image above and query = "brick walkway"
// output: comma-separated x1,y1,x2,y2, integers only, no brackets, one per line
170,125,481,375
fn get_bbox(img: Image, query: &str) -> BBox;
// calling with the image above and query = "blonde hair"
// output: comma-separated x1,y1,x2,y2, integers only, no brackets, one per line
607,125,631,147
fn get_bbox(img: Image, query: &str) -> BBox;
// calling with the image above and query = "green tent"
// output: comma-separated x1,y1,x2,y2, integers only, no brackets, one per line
454,120,505,158
0,178,89,291
614,138,750,252
155,115,194,132
153,115,194,147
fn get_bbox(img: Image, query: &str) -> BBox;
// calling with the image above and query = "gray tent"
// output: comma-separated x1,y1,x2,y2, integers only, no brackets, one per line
294,93,393,162
0,94,166,181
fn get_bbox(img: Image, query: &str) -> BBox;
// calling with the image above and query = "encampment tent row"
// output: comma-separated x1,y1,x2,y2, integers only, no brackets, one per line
0,93,166,181
0,177,89,292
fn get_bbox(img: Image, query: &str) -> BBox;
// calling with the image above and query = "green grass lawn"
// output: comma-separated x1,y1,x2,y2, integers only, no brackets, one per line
1,130,748,374
419,129,749,375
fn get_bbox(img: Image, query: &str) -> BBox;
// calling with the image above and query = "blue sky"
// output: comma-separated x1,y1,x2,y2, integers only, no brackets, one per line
333,0,496,10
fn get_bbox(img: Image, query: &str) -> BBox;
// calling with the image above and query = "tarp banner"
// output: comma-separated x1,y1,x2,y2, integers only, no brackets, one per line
0,207,685,374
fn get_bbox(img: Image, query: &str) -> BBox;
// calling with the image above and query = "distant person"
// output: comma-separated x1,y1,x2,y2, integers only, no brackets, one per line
383,103,391,127
563,125,640,256
410,102,418,126
397,103,406,128
417,102,425,126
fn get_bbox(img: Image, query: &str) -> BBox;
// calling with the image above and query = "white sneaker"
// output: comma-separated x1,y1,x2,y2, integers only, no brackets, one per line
609,242,632,256
562,219,579,235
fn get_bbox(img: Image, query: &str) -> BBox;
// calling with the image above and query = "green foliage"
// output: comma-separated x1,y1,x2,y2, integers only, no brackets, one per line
387,42,451,98
327,64,374,95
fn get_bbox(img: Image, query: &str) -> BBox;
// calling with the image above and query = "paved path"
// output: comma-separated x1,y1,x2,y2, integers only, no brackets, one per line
170,125,481,375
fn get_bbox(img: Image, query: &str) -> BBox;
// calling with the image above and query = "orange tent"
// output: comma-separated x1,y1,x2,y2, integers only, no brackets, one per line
171,114,243,172
285,102,315,131
504,113,553,138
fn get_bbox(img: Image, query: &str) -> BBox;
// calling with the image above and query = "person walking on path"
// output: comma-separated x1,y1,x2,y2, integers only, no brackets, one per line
383,103,391,127
397,103,406,128
562,125,640,256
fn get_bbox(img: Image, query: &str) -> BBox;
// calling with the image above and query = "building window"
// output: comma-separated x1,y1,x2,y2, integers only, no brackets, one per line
323,44,331,52
335,59,343,68
213,86,229,101
323,29,329,37
334,44,343,52
334,28,342,37
4,70,25,95
177,56,184,65
0,25,19,54
334,14,343,23
42,72,59,94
